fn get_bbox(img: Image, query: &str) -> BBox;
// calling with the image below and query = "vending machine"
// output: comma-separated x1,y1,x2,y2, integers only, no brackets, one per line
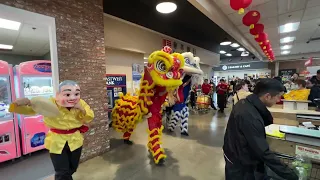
14,60,53,155
0,60,21,163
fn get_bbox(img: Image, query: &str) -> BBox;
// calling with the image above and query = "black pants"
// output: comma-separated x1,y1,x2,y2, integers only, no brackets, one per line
190,92,196,109
217,94,226,111
50,143,82,180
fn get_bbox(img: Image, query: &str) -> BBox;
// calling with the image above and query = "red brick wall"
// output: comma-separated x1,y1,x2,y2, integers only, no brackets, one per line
0,0,109,161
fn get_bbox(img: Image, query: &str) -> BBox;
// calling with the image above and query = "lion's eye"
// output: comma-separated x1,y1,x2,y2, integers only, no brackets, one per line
156,60,166,72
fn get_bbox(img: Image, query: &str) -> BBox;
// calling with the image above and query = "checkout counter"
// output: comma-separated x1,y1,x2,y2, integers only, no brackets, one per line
267,106,320,179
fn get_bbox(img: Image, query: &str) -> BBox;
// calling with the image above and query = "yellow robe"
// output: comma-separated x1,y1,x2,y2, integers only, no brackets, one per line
283,89,311,101
9,98,94,154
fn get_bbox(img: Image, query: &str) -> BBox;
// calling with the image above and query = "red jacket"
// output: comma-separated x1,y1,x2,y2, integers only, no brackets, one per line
202,83,211,95
217,83,228,95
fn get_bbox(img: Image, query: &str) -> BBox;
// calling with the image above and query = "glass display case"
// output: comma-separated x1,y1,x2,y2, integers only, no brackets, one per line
22,77,53,98
0,76,12,120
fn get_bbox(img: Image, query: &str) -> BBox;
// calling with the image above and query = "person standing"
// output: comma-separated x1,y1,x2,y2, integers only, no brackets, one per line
201,79,211,95
233,80,252,105
216,79,228,113
9,80,94,180
223,79,298,180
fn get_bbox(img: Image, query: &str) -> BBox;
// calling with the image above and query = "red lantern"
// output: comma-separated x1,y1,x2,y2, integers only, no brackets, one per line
250,23,264,35
230,0,252,14
255,32,268,43
242,11,261,29
259,40,270,46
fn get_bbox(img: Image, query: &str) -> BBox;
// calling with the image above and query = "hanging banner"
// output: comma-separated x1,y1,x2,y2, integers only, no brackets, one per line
132,64,144,95
305,57,313,66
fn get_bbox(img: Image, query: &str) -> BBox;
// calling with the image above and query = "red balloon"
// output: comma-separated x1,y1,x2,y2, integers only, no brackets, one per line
242,11,261,28
255,32,268,43
250,23,264,35
230,0,252,14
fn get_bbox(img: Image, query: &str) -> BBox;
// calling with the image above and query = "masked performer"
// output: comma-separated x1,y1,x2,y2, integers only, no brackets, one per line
112,46,184,165
166,52,203,136
9,80,94,180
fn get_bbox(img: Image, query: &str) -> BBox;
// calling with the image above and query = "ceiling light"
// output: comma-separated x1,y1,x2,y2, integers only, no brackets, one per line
0,44,13,50
279,22,300,33
156,2,177,14
280,36,295,44
230,43,240,47
237,47,245,51
219,50,226,54
0,18,21,31
281,50,290,55
280,45,292,50
226,53,232,56
241,51,249,56
220,41,232,45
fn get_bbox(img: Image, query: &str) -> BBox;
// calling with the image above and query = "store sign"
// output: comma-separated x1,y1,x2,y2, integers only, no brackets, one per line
213,62,268,71
279,69,296,76
33,63,51,73
106,75,126,86
296,145,320,160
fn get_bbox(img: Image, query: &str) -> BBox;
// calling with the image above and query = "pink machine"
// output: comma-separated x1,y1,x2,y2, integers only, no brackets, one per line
0,60,21,163
14,60,53,155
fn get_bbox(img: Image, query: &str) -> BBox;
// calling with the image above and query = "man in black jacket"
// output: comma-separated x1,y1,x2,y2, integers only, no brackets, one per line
223,79,298,180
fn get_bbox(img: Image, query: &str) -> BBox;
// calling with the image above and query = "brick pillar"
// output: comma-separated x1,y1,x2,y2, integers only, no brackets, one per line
0,0,109,161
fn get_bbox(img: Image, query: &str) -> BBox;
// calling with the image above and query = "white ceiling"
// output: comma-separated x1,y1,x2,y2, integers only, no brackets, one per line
0,17,50,56
213,0,320,59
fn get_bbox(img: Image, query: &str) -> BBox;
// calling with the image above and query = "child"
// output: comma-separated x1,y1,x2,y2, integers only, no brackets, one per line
10,80,94,180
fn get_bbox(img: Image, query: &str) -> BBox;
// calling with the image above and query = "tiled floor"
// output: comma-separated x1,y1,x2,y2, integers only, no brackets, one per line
70,110,228,180
7,109,229,180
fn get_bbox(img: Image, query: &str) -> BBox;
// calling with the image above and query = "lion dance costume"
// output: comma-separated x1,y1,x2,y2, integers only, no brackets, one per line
167,52,203,136
112,46,184,164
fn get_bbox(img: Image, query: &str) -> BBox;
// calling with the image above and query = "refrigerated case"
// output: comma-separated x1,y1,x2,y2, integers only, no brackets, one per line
14,60,53,155
0,60,21,163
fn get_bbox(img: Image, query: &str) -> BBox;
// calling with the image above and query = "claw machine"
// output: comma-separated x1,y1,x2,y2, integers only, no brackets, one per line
14,60,53,155
0,60,20,163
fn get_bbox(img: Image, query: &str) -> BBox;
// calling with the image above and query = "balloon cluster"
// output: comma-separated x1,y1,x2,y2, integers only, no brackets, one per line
230,0,275,61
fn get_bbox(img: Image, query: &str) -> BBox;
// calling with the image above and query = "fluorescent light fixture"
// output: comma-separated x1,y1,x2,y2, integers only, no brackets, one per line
0,18,21,30
280,45,292,50
0,44,13,50
279,22,300,33
281,50,290,55
143,57,148,60
237,47,245,51
241,51,249,56
220,41,232,45
230,43,240,47
156,2,177,14
226,53,232,56
280,36,295,43
219,50,226,54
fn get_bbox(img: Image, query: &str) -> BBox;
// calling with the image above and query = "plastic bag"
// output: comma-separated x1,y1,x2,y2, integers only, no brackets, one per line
292,155,312,180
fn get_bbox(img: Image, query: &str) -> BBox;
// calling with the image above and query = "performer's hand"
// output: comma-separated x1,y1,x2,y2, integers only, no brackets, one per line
14,98,31,106
74,102,85,114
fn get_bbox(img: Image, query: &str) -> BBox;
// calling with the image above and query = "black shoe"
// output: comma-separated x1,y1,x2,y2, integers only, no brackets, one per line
124,139,133,145
181,132,189,136
157,158,165,165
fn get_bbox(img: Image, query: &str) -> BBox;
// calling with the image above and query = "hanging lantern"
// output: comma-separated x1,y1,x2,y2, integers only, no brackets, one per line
250,23,264,35
259,39,270,46
255,32,268,43
242,11,261,29
230,0,252,14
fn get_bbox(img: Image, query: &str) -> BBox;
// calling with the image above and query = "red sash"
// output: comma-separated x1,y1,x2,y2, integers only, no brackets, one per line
50,125,89,134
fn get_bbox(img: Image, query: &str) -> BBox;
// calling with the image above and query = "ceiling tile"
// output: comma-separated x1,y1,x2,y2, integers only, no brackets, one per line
264,27,279,40
254,0,278,19
260,17,278,29
237,24,249,33
278,10,304,25
300,18,320,29
295,28,315,43
19,24,49,42
0,28,19,45
213,0,235,15
302,6,320,21
306,0,320,8
278,0,307,15
251,0,272,7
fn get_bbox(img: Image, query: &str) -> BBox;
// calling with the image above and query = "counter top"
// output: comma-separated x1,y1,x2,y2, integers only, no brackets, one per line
268,107,320,115
279,125,320,138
